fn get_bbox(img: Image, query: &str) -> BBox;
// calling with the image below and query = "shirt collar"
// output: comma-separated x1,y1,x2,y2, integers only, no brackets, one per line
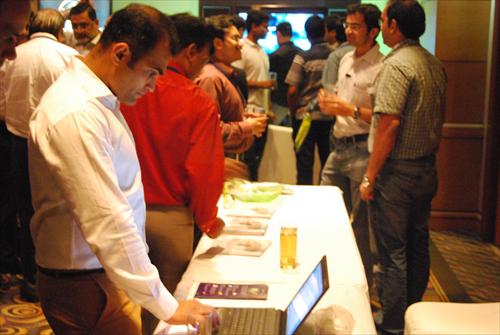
167,60,188,77
354,43,381,65
77,31,101,47
244,38,261,49
29,32,58,42
211,61,233,76
386,39,420,59
68,56,118,112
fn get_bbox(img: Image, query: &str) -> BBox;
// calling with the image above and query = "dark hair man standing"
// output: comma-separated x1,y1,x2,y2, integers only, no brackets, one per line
28,5,216,334
269,21,302,125
360,1,447,334
120,13,225,334
233,10,273,180
318,3,383,290
66,2,101,55
286,15,334,185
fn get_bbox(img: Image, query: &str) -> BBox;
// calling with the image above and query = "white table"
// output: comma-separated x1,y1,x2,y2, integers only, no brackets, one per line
158,186,376,334
258,125,322,185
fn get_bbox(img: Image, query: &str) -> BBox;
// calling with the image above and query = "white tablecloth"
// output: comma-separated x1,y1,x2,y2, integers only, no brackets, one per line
158,186,376,334
258,125,322,185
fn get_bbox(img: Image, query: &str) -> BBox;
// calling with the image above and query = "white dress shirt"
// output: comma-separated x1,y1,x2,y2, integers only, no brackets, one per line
233,38,270,108
64,30,101,55
334,44,383,138
2,32,78,138
28,56,178,321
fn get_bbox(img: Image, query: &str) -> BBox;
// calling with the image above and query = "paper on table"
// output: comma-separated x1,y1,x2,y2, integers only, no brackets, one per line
223,217,269,236
202,237,271,257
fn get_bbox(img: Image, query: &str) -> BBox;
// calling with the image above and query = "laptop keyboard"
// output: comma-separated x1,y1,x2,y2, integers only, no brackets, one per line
217,307,281,335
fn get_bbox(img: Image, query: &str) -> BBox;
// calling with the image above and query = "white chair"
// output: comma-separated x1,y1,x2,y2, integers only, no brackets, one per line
404,301,500,334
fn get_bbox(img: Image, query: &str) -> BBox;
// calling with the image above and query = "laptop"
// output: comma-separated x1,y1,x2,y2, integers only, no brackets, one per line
215,255,329,335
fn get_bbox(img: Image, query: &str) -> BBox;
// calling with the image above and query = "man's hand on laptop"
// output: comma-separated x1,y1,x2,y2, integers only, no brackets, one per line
166,299,220,329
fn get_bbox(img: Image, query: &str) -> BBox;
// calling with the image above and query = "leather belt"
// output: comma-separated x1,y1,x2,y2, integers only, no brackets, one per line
38,266,105,279
333,133,368,144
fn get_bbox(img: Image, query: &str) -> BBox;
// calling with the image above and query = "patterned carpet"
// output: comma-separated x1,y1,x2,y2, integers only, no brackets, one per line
1,230,499,334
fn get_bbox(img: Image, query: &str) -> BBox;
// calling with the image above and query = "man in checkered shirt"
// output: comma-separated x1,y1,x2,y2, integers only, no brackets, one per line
360,1,447,334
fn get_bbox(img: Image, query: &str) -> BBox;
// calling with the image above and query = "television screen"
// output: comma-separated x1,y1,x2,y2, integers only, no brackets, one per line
238,12,324,54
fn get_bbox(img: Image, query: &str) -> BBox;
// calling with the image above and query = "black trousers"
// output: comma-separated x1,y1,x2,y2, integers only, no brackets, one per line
292,118,333,185
0,121,19,274
10,135,36,283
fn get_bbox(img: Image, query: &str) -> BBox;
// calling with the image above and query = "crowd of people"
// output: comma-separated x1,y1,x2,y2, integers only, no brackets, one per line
0,0,446,334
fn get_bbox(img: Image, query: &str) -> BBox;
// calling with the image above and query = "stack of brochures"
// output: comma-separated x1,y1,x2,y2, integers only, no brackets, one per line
223,217,269,236
204,237,271,257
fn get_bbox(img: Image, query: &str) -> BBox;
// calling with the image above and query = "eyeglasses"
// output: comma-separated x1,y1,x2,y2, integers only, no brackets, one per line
343,22,366,31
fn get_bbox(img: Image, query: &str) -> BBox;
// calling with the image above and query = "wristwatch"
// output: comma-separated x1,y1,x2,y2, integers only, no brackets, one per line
353,106,361,119
361,175,372,188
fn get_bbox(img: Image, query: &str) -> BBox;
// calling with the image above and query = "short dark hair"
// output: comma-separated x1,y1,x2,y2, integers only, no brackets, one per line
347,4,381,32
69,2,97,21
387,0,425,39
171,13,214,56
305,15,325,41
245,10,269,32
324,14,346,42
230,15,245,32
99,4,177,66
29,8,65,37
206,14,234,40
276,21,292,37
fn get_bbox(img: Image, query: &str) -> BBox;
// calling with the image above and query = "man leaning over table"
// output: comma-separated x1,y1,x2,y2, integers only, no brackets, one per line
318,3,383,290
28,5,216,334
360,0,447,333
121,13,225,335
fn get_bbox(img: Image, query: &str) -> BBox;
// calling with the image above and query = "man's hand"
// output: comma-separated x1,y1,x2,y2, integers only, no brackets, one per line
166,300,219,328
246,115,267,137
360,181,374,201
318,89,353,117
206,217,225,239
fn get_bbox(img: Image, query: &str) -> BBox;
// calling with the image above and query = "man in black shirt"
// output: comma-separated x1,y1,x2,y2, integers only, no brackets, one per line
269,21,302,125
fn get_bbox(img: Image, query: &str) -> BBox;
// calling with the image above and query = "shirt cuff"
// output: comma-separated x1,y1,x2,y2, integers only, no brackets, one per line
241,121,253,137
144,285,179,322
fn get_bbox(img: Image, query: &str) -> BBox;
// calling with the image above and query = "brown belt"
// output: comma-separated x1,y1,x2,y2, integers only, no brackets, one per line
38,266,105,279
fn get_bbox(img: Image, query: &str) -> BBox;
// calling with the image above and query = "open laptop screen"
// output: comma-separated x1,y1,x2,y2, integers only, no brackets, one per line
285,256,329,335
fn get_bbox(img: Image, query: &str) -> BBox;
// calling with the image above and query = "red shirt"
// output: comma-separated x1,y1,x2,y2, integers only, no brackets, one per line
121,61,224,233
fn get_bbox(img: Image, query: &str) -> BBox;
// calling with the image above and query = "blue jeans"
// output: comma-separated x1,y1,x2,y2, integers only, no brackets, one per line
321,138,372,286
370,156,437,335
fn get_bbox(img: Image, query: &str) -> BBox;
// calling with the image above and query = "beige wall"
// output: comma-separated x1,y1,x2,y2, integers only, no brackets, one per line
432,0,493,234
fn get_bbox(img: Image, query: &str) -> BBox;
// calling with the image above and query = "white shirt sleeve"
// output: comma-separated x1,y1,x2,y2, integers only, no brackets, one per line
33,109,179,321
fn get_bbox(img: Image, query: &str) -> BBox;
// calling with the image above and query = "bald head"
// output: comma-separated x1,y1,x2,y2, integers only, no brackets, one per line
0,0,31,67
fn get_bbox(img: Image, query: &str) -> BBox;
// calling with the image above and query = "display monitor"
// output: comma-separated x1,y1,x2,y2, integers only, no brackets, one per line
238,12,325,54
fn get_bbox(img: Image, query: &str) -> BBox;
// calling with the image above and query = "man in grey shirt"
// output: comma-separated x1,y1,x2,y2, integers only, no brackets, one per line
360,1,447,334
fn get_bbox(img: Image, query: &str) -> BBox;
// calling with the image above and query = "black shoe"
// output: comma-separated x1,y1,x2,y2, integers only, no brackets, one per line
20,280,39,302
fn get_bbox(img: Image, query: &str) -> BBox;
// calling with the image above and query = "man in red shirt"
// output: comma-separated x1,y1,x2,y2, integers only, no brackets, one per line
121,13,225,334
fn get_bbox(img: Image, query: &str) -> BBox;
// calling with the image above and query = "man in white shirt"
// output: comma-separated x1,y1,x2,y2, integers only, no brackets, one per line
65,2,101,55
29,4,215,334
233,10,275,180
318,3,383,288
2,8,78,302
0,0,30,289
